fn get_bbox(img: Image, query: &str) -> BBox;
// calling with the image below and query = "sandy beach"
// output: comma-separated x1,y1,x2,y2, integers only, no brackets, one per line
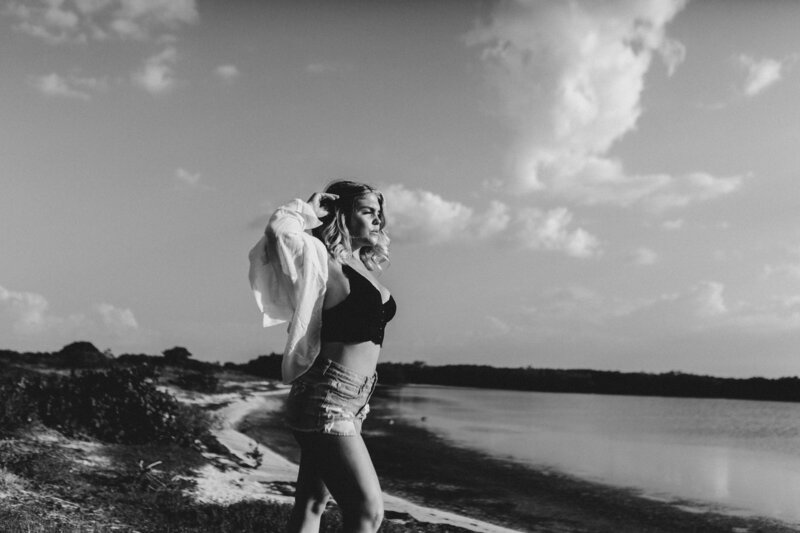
172,382,522,533
173,379,800,533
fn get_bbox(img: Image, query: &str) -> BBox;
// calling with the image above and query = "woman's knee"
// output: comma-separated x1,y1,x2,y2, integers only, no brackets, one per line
351,494,383,530
295,493,329,517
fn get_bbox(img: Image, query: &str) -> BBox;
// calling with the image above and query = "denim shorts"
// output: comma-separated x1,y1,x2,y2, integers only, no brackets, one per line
284,357,378,436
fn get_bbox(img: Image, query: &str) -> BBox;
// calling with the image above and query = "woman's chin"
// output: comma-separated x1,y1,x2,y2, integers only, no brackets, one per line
357,232,379,244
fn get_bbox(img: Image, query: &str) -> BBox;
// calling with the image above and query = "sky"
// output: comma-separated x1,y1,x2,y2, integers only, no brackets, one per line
1,0,800,378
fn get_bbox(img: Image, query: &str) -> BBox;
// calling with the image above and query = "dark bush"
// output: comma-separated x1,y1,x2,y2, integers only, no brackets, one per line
172,371,220,394
56,341,110,369
163,346,192,367
0,372,38,432
0,367,210,446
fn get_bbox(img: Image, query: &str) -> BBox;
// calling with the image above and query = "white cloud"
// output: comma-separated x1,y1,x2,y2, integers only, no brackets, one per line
485,315,512,336
383,184,472,244
6,0,198,43
762,245,800,281
465,1,738,211
383,184,599,257
658,37,687,77
475,200,511,239
661,218,684,230
31,72,108,100
0,285,53,333
94,303,138,331
0,285,138,339
175,167,201,186
74,0,114,14
643,172,743,212
7,0,82,44
692,281,728,318
737,55,784,97
762,263,800,280
632,247,658,266
636,281,800,333
32,73,90,100
215,64,240,82
514,207,599,257
133,47,177,94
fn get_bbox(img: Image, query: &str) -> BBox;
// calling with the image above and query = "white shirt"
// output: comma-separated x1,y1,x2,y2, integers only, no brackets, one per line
248,199,329,384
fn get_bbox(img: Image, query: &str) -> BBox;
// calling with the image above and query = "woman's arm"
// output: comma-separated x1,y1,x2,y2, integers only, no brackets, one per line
265,194,337,282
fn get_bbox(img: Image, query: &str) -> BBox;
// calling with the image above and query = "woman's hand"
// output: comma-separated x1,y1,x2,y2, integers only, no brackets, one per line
308,192,339,219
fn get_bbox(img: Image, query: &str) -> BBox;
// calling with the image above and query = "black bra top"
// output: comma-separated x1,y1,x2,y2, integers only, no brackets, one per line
321,264,396,346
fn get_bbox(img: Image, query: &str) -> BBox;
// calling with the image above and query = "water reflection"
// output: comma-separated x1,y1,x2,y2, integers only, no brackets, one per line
381,386,800,523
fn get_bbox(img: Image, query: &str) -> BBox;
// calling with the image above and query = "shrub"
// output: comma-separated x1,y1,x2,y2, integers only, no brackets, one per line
56,341,110,369
0,368,210,446
0,372,38,433
163,346,192,367
172,371,220,394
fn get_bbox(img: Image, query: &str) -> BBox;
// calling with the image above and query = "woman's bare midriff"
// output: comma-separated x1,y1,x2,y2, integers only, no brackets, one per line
319,341,381,377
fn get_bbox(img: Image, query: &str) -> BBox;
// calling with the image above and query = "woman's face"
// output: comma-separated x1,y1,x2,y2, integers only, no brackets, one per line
348,193,383,248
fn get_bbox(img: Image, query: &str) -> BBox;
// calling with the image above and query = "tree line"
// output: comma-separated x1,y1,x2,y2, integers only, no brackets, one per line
3,344,799,403
226,353,800,403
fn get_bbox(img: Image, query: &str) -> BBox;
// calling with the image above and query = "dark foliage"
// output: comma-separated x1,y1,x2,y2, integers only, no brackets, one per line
225,353,282,380
375,362,800,403
163,346,193,367
0,367,40,432
172,370,220,394
56,341,111,369
118,353,165,367
0,367,210,445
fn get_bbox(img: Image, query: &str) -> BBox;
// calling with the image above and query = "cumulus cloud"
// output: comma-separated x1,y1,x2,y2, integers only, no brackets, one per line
635,281,800,333
692,281,728,318
32,73,90,100
465,0,739,210
133,47,177,94
6,0,198,43
688,282,800,333
383,184,599,258
658,37,687,77
214,64,240,82
31,72,107,100
737,55,784,97
175,167,201,186
94,303,139,331
661,218,684,231
763,263,800,281
383,184,472,244
514,207,599,257
0,285,139,340
0,285,53,334
762,245,800,281
632,247,658,266
643,172,743,212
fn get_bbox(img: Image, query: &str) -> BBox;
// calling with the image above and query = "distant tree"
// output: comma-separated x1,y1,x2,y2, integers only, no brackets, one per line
163,346,192,367
58,341,109,368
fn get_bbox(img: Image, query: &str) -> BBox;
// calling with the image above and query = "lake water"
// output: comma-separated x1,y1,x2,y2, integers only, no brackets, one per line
376,385,800,525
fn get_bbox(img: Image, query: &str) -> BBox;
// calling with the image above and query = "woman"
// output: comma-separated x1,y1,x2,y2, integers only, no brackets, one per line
248,180,396,533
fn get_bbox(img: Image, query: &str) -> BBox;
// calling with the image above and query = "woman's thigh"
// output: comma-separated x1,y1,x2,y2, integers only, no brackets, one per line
294,446,331,504
300,433,381,513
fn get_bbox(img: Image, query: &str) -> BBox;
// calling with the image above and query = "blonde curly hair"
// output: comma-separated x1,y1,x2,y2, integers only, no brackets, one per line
312,180,390,271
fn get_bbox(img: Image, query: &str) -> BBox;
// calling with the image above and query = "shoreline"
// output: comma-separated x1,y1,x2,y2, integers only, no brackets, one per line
179,382,522,533
236,383,800,533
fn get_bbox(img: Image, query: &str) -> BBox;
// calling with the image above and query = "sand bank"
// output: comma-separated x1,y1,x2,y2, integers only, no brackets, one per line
174,383,522,533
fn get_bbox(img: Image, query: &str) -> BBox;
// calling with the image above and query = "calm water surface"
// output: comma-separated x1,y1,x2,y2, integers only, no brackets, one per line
377,385,800,524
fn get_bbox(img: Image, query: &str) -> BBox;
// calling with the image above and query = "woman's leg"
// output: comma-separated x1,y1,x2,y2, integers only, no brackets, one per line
301,432,383,533
287,433,331,533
